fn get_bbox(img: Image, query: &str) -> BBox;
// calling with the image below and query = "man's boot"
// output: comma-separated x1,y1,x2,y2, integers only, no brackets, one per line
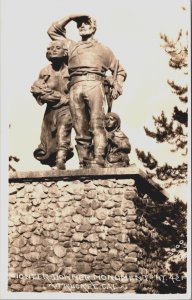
56,149,67,170
90,155,105,168
76,144,92,168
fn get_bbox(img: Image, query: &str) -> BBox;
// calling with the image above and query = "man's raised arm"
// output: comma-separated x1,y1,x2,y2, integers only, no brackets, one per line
47,14,91,41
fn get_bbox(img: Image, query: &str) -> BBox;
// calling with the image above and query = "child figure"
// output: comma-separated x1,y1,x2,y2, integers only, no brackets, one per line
31,77,61,106
105,112,131,167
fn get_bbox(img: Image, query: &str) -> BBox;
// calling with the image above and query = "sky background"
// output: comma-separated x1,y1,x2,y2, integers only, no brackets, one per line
1,0,190,199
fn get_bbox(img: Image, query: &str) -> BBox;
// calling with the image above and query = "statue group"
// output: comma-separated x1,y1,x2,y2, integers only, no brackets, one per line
31,14,131,169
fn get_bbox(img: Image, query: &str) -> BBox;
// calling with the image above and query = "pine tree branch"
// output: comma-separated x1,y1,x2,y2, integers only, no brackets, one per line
156,163,187,183
179,95,188,103
136,149,158,169
167,80,188,96
160,30,188,69
144,110,187,153
135,149,187,187
172,107,188,126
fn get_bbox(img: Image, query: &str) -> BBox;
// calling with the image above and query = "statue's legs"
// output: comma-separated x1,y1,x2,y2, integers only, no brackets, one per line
55,109,73,170
69,83,92,168
87,82,107,167
70,81,107,167
75,144,93,168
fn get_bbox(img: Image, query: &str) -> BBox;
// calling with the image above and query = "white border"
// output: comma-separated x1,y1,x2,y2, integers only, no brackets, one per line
0,0,191,299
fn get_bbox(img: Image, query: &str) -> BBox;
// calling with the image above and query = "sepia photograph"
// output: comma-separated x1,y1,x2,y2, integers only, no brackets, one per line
0,0,191,299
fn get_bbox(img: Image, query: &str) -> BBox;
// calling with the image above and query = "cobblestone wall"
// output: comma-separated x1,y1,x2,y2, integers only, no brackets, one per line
8,174,166,293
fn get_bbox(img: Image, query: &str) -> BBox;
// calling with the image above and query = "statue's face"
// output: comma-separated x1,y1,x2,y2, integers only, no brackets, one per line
49,42,67,58
46,46,52,60
105,115,118,131
77,20,95,37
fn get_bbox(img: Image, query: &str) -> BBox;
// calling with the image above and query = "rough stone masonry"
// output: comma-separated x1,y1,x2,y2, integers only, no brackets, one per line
8,166,168,293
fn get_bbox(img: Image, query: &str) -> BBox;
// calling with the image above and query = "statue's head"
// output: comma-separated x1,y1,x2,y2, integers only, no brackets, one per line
46,40,68,61
76,16,97,37
46,44,52,61
105,112,121,131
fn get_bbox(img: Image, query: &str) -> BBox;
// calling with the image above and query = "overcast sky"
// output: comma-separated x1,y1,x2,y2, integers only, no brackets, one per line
1,0,190,199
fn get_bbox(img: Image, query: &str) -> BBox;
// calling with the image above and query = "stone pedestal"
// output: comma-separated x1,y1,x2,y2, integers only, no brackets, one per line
8,165,168,293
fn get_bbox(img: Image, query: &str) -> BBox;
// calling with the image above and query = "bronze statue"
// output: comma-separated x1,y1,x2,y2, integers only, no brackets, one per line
47,14,127,168
31,40,73,169
105,113,131,167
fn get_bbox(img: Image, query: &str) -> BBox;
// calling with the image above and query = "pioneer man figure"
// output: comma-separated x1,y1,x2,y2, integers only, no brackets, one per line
48,14,127,168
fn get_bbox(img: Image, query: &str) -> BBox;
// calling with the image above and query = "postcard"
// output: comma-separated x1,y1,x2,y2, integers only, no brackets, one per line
0,0,191,299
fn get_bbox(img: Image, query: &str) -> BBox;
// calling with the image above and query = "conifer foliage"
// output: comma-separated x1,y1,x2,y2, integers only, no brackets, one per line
136,28,188,188
136,11,188,293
